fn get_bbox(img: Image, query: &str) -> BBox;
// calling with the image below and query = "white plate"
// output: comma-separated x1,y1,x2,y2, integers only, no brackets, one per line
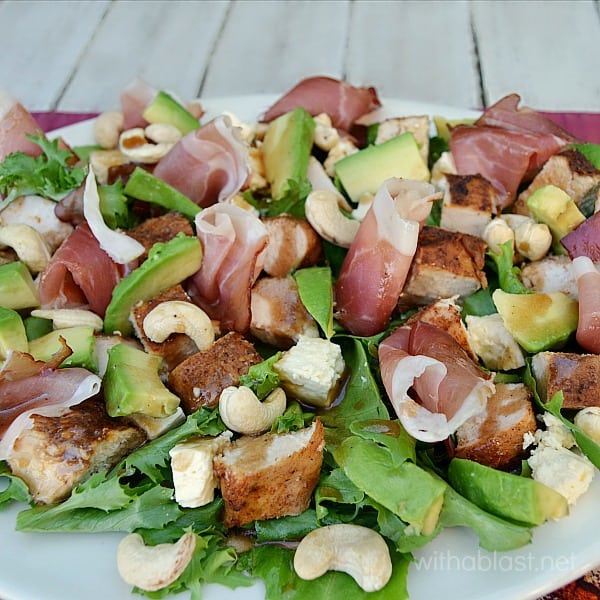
1,95,599,600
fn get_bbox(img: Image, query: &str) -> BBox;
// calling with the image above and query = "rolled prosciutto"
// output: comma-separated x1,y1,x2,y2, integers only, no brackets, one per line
378,322,494,442
188,203,268,333
572,256,600,353
0,92,44,161
262,76,381,131
153,116,250,208
120,77,157,129
335,179,439,336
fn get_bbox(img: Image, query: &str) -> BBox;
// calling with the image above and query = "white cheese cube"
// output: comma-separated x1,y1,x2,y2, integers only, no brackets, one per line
169,432,232,508
274,336,345,407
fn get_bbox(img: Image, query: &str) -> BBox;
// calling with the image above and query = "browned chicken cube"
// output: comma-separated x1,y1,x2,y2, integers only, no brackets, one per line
439,174,495,237
214,420,325,527
261,215,322,277
8,399,145,504
130,285,200,372
454,383,536,470
250,276,319,349
168,332,263,413
514,148,600,216
532,352,600,409
398,226,487,309
127,212,194,260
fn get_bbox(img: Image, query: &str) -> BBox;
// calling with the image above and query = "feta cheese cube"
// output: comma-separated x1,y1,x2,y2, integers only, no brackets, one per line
274,336,345,407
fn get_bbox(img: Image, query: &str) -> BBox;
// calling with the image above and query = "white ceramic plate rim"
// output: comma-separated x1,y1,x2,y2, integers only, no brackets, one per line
1,95,599,600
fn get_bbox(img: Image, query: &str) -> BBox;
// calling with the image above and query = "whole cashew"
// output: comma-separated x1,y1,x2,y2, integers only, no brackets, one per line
31,308,103,331
118,127,174,164
293,524,392,592
0,223,51,273
218,386,287,435
94,111,124,149
143,301,215,352
117,532,196,592
305,189,360,248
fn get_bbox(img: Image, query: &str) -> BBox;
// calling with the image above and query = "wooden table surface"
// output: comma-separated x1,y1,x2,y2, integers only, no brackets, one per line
1,0,599,113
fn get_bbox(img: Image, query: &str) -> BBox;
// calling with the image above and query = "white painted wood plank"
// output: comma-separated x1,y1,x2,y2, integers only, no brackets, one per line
0,0,109,110
201,0,350,97
58,0,230,111
346,0,481,109
472,0,600,111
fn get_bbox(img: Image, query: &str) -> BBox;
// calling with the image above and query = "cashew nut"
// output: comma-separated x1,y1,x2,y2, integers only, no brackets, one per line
89,149,129,185
94,111,124,149
142,301,215,351
31,308,103,331
144,123,183,145
218,386,287,435
514,220,552,261
574,407,600,444
482,217,515,255
117,532,196,592
313,113,340,151
293,524,392,592
305,189,360,248
0,223,51,272
118,127,174,164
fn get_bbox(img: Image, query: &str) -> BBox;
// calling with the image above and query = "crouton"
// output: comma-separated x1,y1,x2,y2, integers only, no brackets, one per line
261,215,322,277
439,174,495,237
514,148,600,216
8,399,145,504
398,226,487,309
521,255,578,299
405,297,477,361
532,352,600,409
454,383,536,470
375,115,430,163
214,420,325,527
130,285,200,371
168,332,263,413
250,276,319,349
127,212,194,260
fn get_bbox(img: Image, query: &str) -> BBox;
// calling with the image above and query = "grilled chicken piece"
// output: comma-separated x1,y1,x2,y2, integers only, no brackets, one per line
439,174,495,237
250,276,319,349
521,255,578,299
454,383,536,470
8,398,145,504
168,332,263,413
261,215,322,277
532,352,600,409
130,285,200,372
398,226,487,309
514,148,600,216
214,420,325,527
374,115,430,162
127,212,194,261
405,297,477,361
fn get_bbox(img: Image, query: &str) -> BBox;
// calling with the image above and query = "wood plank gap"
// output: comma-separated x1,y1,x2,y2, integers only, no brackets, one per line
341,0,356,80
52,0,114,110
470,7,487,108
195,0,234,97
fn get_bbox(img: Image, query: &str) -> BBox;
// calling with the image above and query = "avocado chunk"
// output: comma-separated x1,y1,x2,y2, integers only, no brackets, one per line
142,90,200,135
104,342,179,418
261,107,315,200
0,261,40,310
123,167,201,220
103,234,202,337
335,132,429,203
492,289,578,353
448,458,568,526
28,326,97,371
433,116,476,142
527,185,585,250
0,307,28,358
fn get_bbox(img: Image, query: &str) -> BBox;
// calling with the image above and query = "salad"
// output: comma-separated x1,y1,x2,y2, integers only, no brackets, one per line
1,76,600,600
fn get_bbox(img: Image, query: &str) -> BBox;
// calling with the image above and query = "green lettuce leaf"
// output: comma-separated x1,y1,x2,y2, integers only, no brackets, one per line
486,240,532,294
239,353,282,400
294,266,334,338
0,461,31,508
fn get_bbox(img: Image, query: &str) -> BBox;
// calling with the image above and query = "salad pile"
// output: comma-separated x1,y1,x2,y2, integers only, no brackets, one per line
1,76,600,600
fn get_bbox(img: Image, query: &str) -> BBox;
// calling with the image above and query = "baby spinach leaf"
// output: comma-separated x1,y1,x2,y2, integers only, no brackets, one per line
294,266,334,338
486,240,532,295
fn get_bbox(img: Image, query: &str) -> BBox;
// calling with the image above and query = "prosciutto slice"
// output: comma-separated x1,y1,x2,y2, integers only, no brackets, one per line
572,256,600,353
153,116,250,208
189,203,268,332
119,77,157,129
262,76,381,131
0,347,102,459
0,92,43,161
379,322,494,442
38,222,124,317
335,179,438,336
